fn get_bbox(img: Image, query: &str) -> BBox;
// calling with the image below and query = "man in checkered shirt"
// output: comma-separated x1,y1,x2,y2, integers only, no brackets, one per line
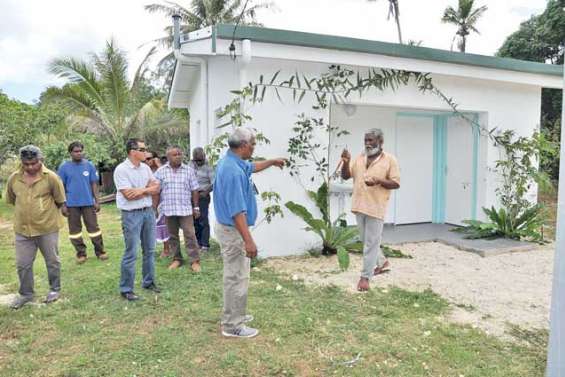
154,146,202,272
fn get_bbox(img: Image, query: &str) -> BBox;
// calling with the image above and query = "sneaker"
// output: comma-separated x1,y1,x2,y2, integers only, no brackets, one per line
44,291,60,304
243,314,254,323
191,261,201,273
222,326,259,338
98,252,109,261
10,295,33,310
76,256,87,264
121,292,140,301
168,260,182,270
201,246,209,252
143,283,161,293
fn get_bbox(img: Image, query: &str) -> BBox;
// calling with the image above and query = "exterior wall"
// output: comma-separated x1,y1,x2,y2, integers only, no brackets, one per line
199,55,542,257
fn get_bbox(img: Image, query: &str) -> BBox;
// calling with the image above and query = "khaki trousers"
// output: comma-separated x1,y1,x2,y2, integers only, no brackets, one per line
215,222,250,332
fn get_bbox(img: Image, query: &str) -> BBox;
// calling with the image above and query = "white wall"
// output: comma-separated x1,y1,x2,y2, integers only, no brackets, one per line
199,55,542,256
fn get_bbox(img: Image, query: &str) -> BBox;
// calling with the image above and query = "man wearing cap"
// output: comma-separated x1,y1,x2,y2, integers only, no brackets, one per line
6,145,67,309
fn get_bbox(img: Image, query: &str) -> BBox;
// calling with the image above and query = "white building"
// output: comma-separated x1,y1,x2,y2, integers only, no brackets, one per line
168,24,563,257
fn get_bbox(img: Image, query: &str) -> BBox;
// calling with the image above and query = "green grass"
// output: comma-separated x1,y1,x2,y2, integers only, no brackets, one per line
0,202,547,376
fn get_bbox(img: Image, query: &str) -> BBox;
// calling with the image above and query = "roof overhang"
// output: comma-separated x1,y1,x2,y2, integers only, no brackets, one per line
168,24,563,107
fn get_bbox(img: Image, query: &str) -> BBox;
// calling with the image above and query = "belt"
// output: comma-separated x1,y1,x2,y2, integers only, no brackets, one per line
122,207,152,212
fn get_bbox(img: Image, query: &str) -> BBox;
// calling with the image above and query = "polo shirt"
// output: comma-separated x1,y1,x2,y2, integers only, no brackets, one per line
213,150,257,226
350,151,400,220
113,158,154,210
57,160,98,207
6,165,66,237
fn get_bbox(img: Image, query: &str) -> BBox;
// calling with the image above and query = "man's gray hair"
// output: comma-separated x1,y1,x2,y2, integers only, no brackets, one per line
19,145,43,161
228,127,255,149
365,128,384,139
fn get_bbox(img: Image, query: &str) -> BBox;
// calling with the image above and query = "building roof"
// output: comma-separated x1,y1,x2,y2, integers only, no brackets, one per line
203,24,562,78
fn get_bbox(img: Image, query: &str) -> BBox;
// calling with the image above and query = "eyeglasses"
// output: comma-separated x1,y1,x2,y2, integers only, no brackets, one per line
134,148,147,152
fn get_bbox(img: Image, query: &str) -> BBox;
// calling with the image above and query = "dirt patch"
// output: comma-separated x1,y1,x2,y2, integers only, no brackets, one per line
263,241,554,338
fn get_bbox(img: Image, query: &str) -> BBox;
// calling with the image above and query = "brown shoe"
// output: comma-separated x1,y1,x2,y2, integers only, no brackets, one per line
191,261,201,273
168,260,182,270
98,252,109,261
373,260,391,276
76,256,87,264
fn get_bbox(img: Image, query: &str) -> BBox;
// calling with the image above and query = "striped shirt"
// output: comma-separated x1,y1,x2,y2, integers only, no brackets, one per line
154,163,200,217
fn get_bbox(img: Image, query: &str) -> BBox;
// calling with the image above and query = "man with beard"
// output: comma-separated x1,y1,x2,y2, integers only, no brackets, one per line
340,128,400,292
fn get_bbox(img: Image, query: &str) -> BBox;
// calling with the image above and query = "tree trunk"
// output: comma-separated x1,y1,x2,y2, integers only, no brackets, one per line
393,2,403,44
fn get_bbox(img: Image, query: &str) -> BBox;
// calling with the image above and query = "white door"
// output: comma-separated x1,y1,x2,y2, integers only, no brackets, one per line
445,117,474,225
395,116,434,224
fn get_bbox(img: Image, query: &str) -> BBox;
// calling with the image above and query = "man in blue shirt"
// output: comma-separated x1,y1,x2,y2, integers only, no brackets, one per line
214,127,285,339
58,141,107,264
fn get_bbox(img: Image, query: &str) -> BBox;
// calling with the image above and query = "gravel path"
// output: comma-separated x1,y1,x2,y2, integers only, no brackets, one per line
263,241,554,338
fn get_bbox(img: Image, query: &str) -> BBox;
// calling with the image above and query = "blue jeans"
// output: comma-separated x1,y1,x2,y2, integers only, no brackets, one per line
119,208,156,293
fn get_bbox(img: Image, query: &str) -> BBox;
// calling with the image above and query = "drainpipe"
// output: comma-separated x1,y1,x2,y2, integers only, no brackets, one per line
239,39,252,117
172,14,210,143
546,63,565,377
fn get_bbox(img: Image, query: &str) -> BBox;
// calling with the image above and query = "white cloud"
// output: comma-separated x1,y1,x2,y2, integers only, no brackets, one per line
0,0,551,103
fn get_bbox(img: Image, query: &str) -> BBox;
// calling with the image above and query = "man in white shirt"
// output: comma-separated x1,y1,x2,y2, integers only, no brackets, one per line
113,138,161,301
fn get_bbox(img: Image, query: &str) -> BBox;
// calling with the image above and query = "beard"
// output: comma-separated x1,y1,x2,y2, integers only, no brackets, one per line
365,146,381,156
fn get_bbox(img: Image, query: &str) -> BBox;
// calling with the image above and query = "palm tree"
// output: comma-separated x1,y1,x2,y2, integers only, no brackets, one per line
44,40,187,162
145,0,274,74
368,0,403,44
441,0,487,53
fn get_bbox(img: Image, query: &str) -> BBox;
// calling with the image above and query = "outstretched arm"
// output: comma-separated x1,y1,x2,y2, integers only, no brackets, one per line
253,158,286,173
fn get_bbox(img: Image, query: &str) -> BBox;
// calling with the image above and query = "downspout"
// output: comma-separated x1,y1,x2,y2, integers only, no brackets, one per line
172,14,210,144
239,39,252,116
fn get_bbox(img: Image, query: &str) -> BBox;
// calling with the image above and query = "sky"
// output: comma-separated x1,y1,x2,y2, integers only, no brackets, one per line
0,0,548,104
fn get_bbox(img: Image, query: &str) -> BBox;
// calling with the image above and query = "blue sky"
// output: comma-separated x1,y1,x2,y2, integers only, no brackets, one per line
0,0,547,104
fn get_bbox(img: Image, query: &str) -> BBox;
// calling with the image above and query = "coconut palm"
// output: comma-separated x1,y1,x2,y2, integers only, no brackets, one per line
368,0,403,44
43,40,187,162
441,0,488,52
145,0,274,74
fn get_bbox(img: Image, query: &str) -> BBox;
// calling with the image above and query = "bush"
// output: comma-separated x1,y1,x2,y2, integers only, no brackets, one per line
454,205,546,243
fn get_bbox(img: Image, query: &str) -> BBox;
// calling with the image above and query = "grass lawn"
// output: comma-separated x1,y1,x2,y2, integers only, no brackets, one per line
0,202,546,376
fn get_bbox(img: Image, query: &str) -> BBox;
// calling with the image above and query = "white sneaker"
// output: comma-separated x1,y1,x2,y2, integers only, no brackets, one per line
222,326,259,338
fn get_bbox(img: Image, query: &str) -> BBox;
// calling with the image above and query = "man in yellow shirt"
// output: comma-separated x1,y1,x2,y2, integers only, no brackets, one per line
5,145,67,309
341,129,400,291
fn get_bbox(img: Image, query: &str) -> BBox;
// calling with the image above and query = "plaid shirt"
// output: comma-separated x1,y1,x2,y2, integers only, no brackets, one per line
154,163,200,217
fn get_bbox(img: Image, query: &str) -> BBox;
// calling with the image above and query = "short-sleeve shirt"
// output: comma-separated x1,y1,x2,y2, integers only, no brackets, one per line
350,152,400,220
213,150,257,226
190,161,215,192
57,160,98,207
6,165,66,237
154,163,200,217
113,158,154,210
